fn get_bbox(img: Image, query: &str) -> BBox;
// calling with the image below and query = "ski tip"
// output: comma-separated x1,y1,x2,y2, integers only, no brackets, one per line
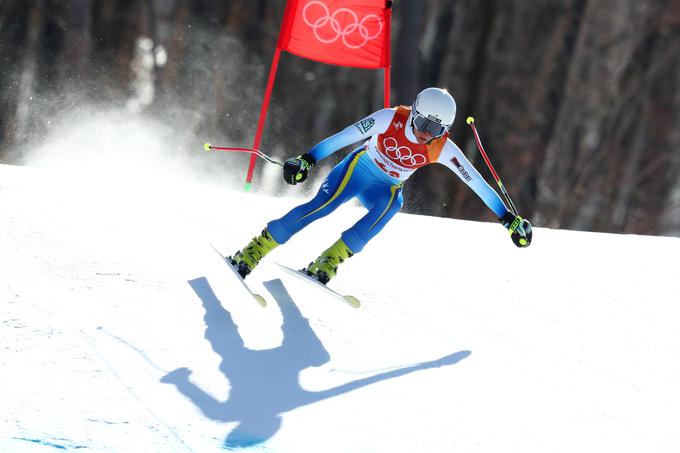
204,142,212,151
243,181,252,192
253,294,267,307
344,296,361,308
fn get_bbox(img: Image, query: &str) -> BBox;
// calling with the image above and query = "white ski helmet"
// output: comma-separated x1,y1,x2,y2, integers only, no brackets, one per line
411,87,456,138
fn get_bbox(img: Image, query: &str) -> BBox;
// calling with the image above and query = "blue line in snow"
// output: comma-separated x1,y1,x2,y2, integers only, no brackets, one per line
13,437,88,450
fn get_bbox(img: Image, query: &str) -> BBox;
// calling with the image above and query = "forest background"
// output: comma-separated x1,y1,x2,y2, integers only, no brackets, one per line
1,0,679,236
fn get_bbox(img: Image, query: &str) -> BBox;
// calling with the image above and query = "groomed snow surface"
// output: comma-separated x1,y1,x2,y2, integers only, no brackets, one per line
2,162,679,452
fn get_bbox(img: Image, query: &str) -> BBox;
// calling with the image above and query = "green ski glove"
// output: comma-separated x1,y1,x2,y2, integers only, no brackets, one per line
500,212,533,248
283,153,316,185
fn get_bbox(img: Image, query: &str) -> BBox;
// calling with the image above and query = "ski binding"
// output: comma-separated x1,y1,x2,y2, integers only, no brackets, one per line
210,244,267,307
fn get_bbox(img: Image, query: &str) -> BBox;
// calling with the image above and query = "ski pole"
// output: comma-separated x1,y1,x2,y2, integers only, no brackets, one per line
465,117,519,215
203,143,283,167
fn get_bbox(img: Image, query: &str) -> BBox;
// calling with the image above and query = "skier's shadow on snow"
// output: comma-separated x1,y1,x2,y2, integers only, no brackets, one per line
162,277,470,449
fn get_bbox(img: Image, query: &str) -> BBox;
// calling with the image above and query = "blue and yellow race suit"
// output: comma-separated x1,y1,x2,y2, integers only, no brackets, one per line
267,106,509,254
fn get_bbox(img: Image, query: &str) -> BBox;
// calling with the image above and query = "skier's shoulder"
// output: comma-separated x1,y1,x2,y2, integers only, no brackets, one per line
438,136,461,156
393,105,412,116
353,108,395,135
432,136,468,166
372,106,402,120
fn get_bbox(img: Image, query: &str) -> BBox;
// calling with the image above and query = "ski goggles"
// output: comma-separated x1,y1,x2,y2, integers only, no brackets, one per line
411,108,450,138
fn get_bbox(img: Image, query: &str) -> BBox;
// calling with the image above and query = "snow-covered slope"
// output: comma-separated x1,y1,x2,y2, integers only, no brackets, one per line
2,162,679,452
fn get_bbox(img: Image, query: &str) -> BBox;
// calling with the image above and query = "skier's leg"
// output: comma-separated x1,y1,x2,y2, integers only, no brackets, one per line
342,183,404,253
267,149,368,244
230,149,368,276
306,183,403,283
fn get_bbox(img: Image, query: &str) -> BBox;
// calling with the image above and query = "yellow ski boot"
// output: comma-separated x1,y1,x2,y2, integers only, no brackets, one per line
305,238,353,285
230,228,279,278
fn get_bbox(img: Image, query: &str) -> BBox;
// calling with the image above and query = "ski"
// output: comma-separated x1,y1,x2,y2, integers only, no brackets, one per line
275,262,361,308
210,244,267,307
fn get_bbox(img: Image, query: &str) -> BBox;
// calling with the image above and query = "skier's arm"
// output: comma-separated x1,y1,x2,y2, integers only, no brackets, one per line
438,140,509,218
438,140,533,247
307,108,394,162
283,108,394,185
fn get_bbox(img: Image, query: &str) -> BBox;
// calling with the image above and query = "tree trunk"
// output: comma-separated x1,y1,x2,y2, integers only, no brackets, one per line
535,0,677,234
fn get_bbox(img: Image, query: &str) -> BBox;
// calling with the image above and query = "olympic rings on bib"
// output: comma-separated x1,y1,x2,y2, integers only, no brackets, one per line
302,1,383,49
382,137,427,168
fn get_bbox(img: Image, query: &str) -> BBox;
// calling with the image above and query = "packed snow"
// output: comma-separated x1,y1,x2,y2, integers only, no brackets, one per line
2,142,679,451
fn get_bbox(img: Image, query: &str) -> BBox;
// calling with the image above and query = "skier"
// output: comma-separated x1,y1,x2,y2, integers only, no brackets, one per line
230,87,532,284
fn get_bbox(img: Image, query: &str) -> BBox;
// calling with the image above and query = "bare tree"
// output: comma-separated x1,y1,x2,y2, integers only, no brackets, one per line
1,0,678,236
535,0,677,234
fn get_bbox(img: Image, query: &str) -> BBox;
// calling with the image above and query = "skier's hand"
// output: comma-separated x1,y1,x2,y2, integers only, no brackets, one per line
500,211,532,248
283,153,316,185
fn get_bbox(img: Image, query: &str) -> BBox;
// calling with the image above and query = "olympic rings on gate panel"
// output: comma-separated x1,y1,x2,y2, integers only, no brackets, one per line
302,1,383,49
382,137,427,168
